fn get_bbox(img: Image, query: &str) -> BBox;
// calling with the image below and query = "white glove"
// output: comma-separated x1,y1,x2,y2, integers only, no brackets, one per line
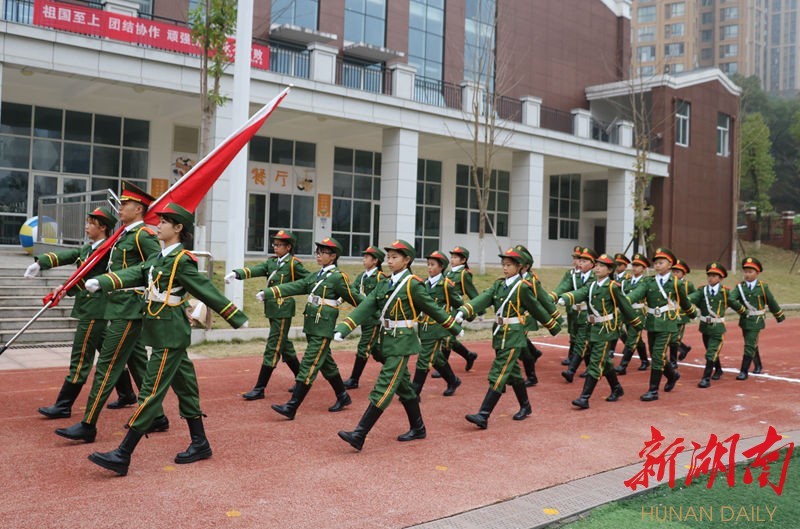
454,312,465,324
458,330,465,338
224,272,237,284
85,278,100,292
256,291,265,302
241,320,249,329
24,262,41,278
333,332,344,342
557,298,566,306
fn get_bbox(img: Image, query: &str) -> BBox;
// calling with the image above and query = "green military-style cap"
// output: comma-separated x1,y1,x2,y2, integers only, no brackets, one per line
120,180,155,207
316,236,344,255
157,202,194,230
425,250,449,268
632,253,651,268
273,229,297,246
450,245,470,260
614,253,631,266
514,244,533,267
742,256,763,273
498,246,526,264
362,245,385,261
706,262,728,278
572,245,583,258
578,247,598,263
653,247,677,265
671,258,690,275
88,206,117,232
385,239,416,260
595,253,615,268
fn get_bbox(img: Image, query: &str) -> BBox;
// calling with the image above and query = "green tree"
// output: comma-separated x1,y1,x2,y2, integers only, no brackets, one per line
740,112,776,248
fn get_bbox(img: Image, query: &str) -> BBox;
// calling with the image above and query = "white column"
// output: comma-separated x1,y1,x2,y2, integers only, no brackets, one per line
460,81,477,114
606,169,635,253
102,0,139,16
379,128,418,244
308,43,338,84
571,108,592,138
207,100,234,258
389,63,416,100
520,96,542,127
509,151,545,263
617,120,634,148
224,0,253,309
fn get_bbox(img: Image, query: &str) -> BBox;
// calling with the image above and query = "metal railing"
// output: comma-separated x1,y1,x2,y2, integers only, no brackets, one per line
37,189,116,246
3,0,103,24
494,95,522,123
413,76,462,110
260,40,310,79
591,118,619,144
336,57,392,95
540,105,573,134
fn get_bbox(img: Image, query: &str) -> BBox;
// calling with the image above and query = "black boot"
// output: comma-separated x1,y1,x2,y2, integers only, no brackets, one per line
107,369,137,409
668,343,679,369
605,370,624,402
511,382,531,420
615,347,633,375
678,342,692,361
88,428,142,476
465,389,502,429
144,414,170,434
397,397,426,442
637,342,650,371
338,403,384,451
38,380,83,419
452,341,477,371
736,357,752,380
271,383,311,420
561,353,582,383
326,374,352,412
344,356,368,389
175,416,213,464
55,421,97,443
521,350,538,387
284,356,300,392
712,359,723,380
437,363,462,396
412,368,429,398
663,361,681,392
698,360,713,388
572,375,598,409
640,370,662,401
562,343,574,365
752,349,763,374
579,354,590,378
242,365,273,401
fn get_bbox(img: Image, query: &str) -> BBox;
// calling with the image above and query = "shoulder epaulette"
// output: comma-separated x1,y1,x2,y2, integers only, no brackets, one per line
181,251,198,263
411,274,424,283
521,278,533,287
292,255,303,263
340,270,350,282
445,278,456,287
140,226,156,236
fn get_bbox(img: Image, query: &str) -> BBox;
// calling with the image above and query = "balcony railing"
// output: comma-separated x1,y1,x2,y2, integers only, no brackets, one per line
263,41,310,79
591,117,619,144
494,95,522,123
540,105,573,134
335,57,391,95
413,76,462,110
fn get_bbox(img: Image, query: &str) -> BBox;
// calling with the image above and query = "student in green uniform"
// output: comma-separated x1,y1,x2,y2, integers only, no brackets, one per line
627,247,697,401
688,263,746,388
225,230,308,400
27,207,116,419
85,203,248,476
412,250,463,397
727,257,785,379
456,247,561,430
558,254,643,408
56,182,168,443
266,237,361,420
343,246,387,389
615,253,650,374
335,240,462,451
556,247,597,383
441,246,479,371
613,253,631,283
553,245,583,366
669,258,695,367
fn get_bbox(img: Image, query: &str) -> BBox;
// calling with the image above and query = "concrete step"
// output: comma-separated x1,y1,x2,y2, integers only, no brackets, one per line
0,306,74,318
0,285,61,297
0,276,73,287
0,296,72,307
0,317,75,331
0,327,76,344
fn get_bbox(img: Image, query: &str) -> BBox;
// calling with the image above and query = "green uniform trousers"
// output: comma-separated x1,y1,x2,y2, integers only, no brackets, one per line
488,346,525,391
65,319,106,385
701,333,724,362
296,335,340,386
355,323,380,360
569,322,590,360
670,323,687,345
647,330,673,372
586,340,616,380
417,337,449,372
623,324,644,351
741,328,760,358
262,317,298,367
128,347,202,432
369,355,416,410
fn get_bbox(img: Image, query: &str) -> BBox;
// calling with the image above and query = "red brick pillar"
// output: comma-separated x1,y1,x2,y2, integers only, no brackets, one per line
744,207,758,241
782,211,796,250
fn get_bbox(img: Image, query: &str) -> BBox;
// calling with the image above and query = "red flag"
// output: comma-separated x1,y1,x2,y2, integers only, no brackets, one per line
44,86,292,307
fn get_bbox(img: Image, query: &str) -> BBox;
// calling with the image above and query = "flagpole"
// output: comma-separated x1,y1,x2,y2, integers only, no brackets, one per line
224,0,254,308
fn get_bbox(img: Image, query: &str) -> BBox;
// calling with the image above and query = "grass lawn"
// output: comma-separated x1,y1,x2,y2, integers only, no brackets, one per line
550,448,799,528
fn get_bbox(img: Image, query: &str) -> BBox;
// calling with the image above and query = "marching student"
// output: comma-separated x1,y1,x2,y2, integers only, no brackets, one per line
85,203,248,476
456,248,561,430
441,246,479,371
669,258,695,367
265,237,361,420
552,245,583,366
615,253,650,374
613,253,631,283
558,254,643,409
556,247,597,383
335,240,462,451
727,257,785,379
27,207,116,419
225,230,308,400
687,263,745,388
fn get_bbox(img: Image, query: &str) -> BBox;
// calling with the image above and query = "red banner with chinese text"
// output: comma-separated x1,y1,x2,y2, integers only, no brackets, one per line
32,0,269,70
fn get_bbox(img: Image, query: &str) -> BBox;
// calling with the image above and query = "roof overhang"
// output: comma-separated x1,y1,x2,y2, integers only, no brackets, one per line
599,0,631,19
342,42,404,63
586,68,741,100
269,24,337,46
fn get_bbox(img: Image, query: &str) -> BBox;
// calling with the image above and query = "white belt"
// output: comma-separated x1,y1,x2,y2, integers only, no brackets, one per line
747,309,765,316
631,303,644,309
647,304,675,317
495,316,523,325
308,295,342,307
588,314,614,324
571,302,587,312
381,319,415,330
147,292,183,305
700,315,724,324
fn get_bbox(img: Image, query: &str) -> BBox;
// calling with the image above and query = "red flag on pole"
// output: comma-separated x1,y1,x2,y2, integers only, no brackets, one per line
44,86,292,307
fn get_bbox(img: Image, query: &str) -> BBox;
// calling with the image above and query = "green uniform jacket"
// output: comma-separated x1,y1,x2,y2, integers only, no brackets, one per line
524,271,560,332
560,278,643,342
460,277,561,350
688,285,746,335
627,274,697,332
264,266,361,337
96,245,247,348
350,268,387,327
620,274,648,318
233,255,308,319
36,244,109,320
104,223,162,321
337,270,462,356
552,270,595,329
727,280,785,331
447,267,479,299
417,276,463,340
676,278,696,324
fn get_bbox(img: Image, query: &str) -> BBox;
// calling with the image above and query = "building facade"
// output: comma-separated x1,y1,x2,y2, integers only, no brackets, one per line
0,0,738,268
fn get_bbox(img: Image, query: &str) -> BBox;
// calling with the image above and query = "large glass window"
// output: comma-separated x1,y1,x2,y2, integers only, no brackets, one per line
464,0,496,91
638,45,656,62
665,2,685,18
271,0,319,29
722,24,739,39
719,43,739,58
717,113,731,157
676,100,690,147
637,26,656,42
415,159,442,257
344,0,386,47
548,174,580,240
664,23,685,38
664,42,685,57
332,147,381,256
454,164,509,237
721,7,739,21
638,5,656,23
409,0,445,80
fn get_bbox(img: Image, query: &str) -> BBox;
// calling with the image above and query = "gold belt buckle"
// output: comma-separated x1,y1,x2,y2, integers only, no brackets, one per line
654,308,661,317
309,295,321,306
382,319,391,329
495,315,504,325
